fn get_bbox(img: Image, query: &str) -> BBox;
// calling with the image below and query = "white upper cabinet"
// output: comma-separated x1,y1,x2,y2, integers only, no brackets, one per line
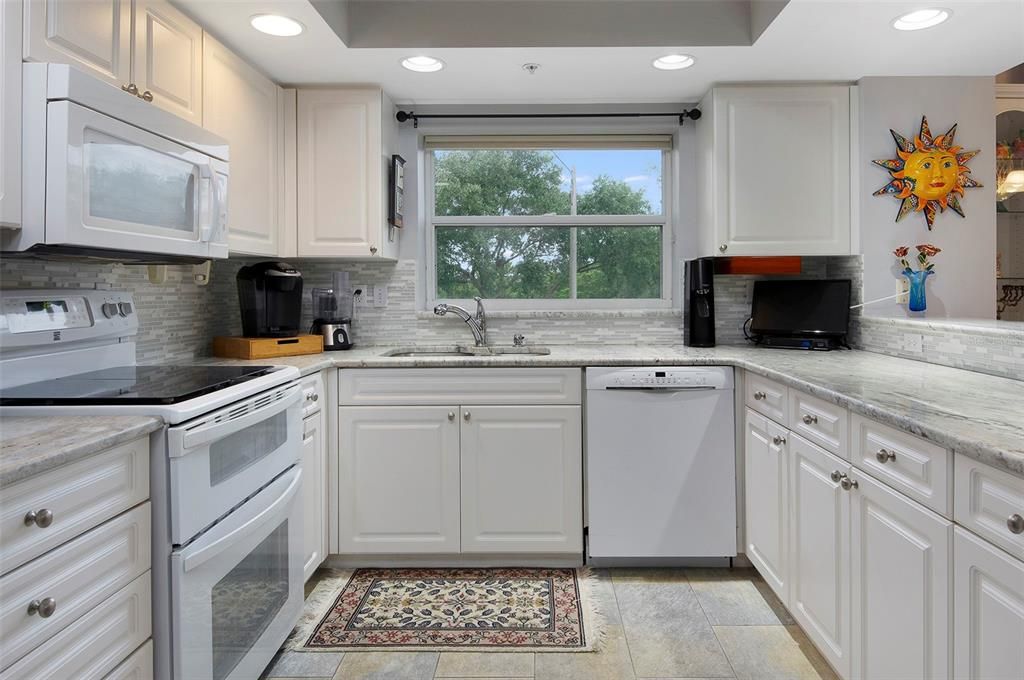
698,85,852,256
24,0,132,88
203,33,286,256
297,88,399,259
0,0,20,228
132,0,202,124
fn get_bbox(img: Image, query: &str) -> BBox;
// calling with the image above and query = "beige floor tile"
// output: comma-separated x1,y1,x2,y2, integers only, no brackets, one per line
609,568,691,585
613,578,734,678
685,570,781,626
713,625,836,680
590,569,622,625
750,579,797,626
534,625,636,680
333,652,439,680
264,651,345,678
434,652,534,677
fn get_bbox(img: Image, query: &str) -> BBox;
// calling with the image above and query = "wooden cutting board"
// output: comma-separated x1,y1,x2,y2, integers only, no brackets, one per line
213,335,323,359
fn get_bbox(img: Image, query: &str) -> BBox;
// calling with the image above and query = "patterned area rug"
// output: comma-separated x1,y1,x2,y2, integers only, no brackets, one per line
286,567,603,652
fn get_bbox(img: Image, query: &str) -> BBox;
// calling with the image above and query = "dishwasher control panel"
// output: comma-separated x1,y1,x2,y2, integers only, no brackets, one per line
585,366,733,390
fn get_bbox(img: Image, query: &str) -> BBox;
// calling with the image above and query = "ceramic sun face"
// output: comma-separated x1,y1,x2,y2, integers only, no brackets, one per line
873,116,981,230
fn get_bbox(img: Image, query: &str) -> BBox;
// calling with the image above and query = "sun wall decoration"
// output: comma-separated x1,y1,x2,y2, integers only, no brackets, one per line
873,116,981,230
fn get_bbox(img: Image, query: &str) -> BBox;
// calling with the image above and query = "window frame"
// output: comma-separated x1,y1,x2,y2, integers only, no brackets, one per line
424,138,674,311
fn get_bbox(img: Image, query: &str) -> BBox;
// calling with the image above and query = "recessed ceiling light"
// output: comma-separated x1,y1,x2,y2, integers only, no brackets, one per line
892,8,951,31
401,56,445,73
652,54,695,71
250,14,304,37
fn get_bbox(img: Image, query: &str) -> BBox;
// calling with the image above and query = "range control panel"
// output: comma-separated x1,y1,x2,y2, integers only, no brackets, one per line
0,290,138,349
586,366,734,391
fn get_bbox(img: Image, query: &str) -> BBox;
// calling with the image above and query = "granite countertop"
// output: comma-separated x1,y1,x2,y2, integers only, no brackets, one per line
0,416,163,488
205,344,1024,479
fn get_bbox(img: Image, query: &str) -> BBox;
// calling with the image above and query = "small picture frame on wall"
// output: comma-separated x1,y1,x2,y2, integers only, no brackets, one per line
389,154,406,228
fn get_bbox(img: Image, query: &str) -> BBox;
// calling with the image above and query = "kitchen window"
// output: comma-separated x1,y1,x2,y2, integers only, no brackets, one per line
425,135,672,310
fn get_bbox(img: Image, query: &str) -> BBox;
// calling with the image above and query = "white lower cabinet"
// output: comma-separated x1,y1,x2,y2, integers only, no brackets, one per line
338,406,462,553
460,406,582,554
851,472,952,680
954,527,1024,680
789,434,852,679
744,408,790,601
301,409,326,580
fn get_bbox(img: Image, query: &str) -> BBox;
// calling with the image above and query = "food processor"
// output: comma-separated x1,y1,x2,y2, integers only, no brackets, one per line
310,272,353,350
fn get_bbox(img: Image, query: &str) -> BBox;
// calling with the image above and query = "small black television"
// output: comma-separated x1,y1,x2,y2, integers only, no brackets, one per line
750,279,851,346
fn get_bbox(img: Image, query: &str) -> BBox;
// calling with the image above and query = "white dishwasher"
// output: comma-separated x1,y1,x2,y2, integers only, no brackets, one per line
585,366,737,564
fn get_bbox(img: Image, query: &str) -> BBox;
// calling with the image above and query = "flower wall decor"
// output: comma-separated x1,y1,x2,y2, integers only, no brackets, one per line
894,244,941,312
873,116,981,230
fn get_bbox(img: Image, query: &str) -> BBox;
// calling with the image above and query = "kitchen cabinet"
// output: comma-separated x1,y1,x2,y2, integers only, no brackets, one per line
24,0,201,123
743,408,790,601
697,86,852,256
953,526,1024,680
789,433,851,679
301,408,326,581
203,33,289,256
0,0,19,228
297,88,399,259
851,472,952,680
338,406,462,553
460,406,582,554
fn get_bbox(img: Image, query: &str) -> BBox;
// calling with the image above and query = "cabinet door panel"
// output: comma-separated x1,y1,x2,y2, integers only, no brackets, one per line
24,0,131,87
132,0,202,124
338,406,460,553
851,472,952,680
1,0,21,228
954,527,1024,680
302,411,326,580
461,406,582,554
203,34,282,256
789,434,850,678
744,408,789,601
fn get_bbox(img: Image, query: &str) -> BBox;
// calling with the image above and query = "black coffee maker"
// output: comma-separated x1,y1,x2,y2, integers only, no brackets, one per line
685,257,716,347
236,262,303,337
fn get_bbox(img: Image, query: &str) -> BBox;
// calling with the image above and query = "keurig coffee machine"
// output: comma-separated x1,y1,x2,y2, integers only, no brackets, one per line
236,262,303,337
685,257,716,347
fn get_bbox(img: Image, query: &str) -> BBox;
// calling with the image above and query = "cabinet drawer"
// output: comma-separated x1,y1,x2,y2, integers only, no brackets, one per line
0,437,149,575
851,415,951,516
301,371,325,417
0,572,151,680
102,640,152,680
0,503,151,670
789,390,848,456
339,368,582,406
745,373,788,424
955,456,1024,560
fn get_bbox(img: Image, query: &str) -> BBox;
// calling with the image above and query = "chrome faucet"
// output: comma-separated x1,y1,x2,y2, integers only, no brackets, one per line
434,297,487,346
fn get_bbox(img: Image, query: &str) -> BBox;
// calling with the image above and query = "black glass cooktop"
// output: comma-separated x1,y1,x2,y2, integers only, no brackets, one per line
0,365,279,406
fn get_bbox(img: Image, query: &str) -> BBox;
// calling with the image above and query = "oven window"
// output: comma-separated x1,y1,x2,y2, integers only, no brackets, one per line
209,411,288,486
211,520,291,680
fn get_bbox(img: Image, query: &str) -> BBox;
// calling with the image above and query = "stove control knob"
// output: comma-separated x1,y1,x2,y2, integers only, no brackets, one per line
118,302,132,317
101,303,119,318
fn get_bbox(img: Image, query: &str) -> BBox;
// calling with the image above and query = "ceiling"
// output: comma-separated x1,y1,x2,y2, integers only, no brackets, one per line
174,0,1024,104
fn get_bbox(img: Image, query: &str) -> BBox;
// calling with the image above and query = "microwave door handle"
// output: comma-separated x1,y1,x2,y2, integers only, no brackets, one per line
181,467,302,573
174,384,302,453
198,163,214,242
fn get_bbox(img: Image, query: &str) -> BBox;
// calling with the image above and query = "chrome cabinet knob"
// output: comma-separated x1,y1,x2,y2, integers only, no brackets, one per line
802,414,818,425
771,435,786,446
447,412,455,421
840,476,859,491
311,393,319,402
140,90,153,102
463,411,471,421
122,82,139,96
1008,514,1024,535
753,391,766,400
24,509,53,528
830,470,845,483
876,449,896,464
369,245,378,255
719,244,728,253
27,598,56,618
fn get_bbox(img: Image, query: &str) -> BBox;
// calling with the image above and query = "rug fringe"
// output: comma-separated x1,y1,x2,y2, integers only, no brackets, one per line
575,565,608,654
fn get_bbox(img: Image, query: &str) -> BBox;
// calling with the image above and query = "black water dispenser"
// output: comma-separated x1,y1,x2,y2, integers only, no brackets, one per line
685,257,716,347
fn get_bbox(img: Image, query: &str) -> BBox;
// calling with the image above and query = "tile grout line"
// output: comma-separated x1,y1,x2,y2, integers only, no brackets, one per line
685,570,740,680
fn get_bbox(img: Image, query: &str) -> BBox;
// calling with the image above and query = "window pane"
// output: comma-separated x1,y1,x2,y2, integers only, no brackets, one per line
577,226,662,299
436,226,570,299
433,149,662,216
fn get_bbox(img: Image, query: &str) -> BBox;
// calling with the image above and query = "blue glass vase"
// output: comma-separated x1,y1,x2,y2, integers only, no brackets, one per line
903,269,933,312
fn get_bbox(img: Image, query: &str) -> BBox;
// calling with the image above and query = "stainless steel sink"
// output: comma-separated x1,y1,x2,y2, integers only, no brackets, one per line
381,345,551,357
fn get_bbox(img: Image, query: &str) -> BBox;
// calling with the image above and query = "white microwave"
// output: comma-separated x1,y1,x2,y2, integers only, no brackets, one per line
2,63,229,262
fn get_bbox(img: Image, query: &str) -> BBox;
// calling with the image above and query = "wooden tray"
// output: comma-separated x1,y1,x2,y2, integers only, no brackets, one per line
213,335,323,359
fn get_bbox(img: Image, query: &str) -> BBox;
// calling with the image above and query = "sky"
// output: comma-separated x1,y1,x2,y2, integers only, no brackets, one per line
552,149,663,214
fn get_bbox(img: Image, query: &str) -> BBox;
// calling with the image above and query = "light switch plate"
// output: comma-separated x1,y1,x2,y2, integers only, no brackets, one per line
373,284,388,307
352,284,368,308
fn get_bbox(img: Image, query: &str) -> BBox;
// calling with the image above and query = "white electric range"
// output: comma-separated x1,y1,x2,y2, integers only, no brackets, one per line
0,289,305,680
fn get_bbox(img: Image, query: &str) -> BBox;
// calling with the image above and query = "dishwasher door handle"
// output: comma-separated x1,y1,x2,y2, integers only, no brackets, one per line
605,385,717,392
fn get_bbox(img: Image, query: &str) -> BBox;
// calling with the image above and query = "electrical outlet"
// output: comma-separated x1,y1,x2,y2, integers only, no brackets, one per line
903,333,923,353
373,284,388,307
352,284,368,308
897,278,909,303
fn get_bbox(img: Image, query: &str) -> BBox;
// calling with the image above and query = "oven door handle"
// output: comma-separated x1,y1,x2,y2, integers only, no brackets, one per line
181,466,302,573
172,384,302,453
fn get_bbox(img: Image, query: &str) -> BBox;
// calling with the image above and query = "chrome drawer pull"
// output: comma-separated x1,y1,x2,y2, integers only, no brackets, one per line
1008,514,1024,535
771,435,786,446
24,509,53,528
27,598,56,618
876,449,897,464
830,470,845,483
840,477,859,491
753,391,766,400
802,414,818,425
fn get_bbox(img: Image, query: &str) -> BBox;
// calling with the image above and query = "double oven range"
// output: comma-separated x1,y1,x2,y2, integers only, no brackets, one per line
0,289,305,680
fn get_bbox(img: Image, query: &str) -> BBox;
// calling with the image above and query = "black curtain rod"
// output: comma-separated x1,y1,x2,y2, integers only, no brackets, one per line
395,109,701,128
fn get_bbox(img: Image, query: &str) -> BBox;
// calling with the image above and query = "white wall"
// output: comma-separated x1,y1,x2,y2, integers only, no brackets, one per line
859,76,996,319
